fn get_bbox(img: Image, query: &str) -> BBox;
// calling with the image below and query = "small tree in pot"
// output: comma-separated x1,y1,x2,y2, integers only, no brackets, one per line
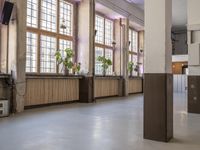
128,62,134,76
55,48,74,75
97,56,112,76
72,63,81,75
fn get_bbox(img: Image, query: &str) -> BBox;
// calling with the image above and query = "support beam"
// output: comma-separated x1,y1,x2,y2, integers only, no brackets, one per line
6,0,27,112
122,18,129,96
78,0,95,103
144,0,173,142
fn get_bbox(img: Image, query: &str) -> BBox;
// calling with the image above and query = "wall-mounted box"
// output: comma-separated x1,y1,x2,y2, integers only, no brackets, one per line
0,100,9,117
189,43,200,66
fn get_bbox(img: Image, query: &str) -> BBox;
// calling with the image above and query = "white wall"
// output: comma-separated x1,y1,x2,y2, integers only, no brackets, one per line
187,0,200,75
172,55,188,62
188,0,200,25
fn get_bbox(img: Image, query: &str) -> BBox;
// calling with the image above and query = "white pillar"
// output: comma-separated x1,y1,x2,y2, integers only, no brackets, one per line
187,0,200,75
77,0,95,75
145,0,172,74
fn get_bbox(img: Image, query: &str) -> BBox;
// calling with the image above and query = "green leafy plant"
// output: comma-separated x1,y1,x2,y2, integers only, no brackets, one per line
55,48,74,75
97,56,112,76
73,63,81,74
128,62,134,76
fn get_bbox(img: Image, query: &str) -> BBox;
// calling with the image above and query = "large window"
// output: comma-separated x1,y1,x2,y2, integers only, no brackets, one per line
95,14,114,75
129,29,138,76
26,0,74,74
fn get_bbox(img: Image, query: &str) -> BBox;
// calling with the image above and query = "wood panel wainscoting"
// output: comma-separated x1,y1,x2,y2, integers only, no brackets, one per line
94,76,121,98
25,75,82,107
0,75,11,99
128,77,143,94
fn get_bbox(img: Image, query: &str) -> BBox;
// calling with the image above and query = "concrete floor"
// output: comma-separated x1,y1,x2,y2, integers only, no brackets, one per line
0,93,200,150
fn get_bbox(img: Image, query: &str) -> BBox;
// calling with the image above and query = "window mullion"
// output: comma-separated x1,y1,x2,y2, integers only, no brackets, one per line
37,0,41,74
38,33,41,73
103,18,106,58
56,0,60,74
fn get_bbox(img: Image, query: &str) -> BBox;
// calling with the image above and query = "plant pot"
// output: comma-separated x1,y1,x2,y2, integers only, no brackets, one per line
103,69,106,76
63,68,69,76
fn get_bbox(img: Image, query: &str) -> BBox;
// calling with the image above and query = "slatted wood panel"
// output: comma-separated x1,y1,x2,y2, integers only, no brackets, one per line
25,78,79,106
129,78,143,94
0,80,8,99
95,78,119,98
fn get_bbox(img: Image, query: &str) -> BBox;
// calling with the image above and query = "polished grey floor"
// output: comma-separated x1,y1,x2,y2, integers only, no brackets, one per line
0,93,200,150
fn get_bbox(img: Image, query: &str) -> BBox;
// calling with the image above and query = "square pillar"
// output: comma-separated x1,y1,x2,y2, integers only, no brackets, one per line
4,0,27,112
78,0,95,103
144,0,173,142
187,0,200,114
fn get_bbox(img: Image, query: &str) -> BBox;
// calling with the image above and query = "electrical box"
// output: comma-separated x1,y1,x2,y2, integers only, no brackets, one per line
0,100,9,117
189,43,200,66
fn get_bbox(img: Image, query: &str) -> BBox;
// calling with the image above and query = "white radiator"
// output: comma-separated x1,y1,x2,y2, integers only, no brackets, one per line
0,100,9,117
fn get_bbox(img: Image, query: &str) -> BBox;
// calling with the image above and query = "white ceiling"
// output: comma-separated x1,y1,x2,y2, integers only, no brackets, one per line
126,0,187,30
95,3,144,31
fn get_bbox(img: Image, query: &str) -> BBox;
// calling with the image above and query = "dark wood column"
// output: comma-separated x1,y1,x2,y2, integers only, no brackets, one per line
144,74,173,142
188,76,200,114
144,0,173,142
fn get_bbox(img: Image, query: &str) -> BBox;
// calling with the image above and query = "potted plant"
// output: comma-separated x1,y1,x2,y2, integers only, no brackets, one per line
97,56,112,76
73,62,81,75
128,62,134,76
55,48,74,75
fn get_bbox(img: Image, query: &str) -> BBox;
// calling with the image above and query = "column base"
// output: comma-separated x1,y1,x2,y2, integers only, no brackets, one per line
144,73,173,142
188,76,200,114
79,77,94,103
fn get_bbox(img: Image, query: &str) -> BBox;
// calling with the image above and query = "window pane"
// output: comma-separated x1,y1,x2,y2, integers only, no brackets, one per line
129,29,132,51
26,32,38,72
40,35,56,73
41,0,57,32
95,15,104,44
129,54,132,62
132,30,138,53
105,19,113,46
60,0,73,36
132,55,138,76
105,49,113,75
95,47,103,75
59,39,73,73
27,0,38,27
139,64,144,76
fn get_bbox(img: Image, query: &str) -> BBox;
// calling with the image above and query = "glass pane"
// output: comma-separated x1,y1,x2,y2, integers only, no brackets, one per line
105,49,113,75
59,0,73,36
41,0,57,32
26,32,38,73
129,29,132,51
59,39,73,73
95,47,104,75
132,55,138,76
40,35,56,73
105,19,113,46
95,15,104,44
27,0,38,27
132,30,138,53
